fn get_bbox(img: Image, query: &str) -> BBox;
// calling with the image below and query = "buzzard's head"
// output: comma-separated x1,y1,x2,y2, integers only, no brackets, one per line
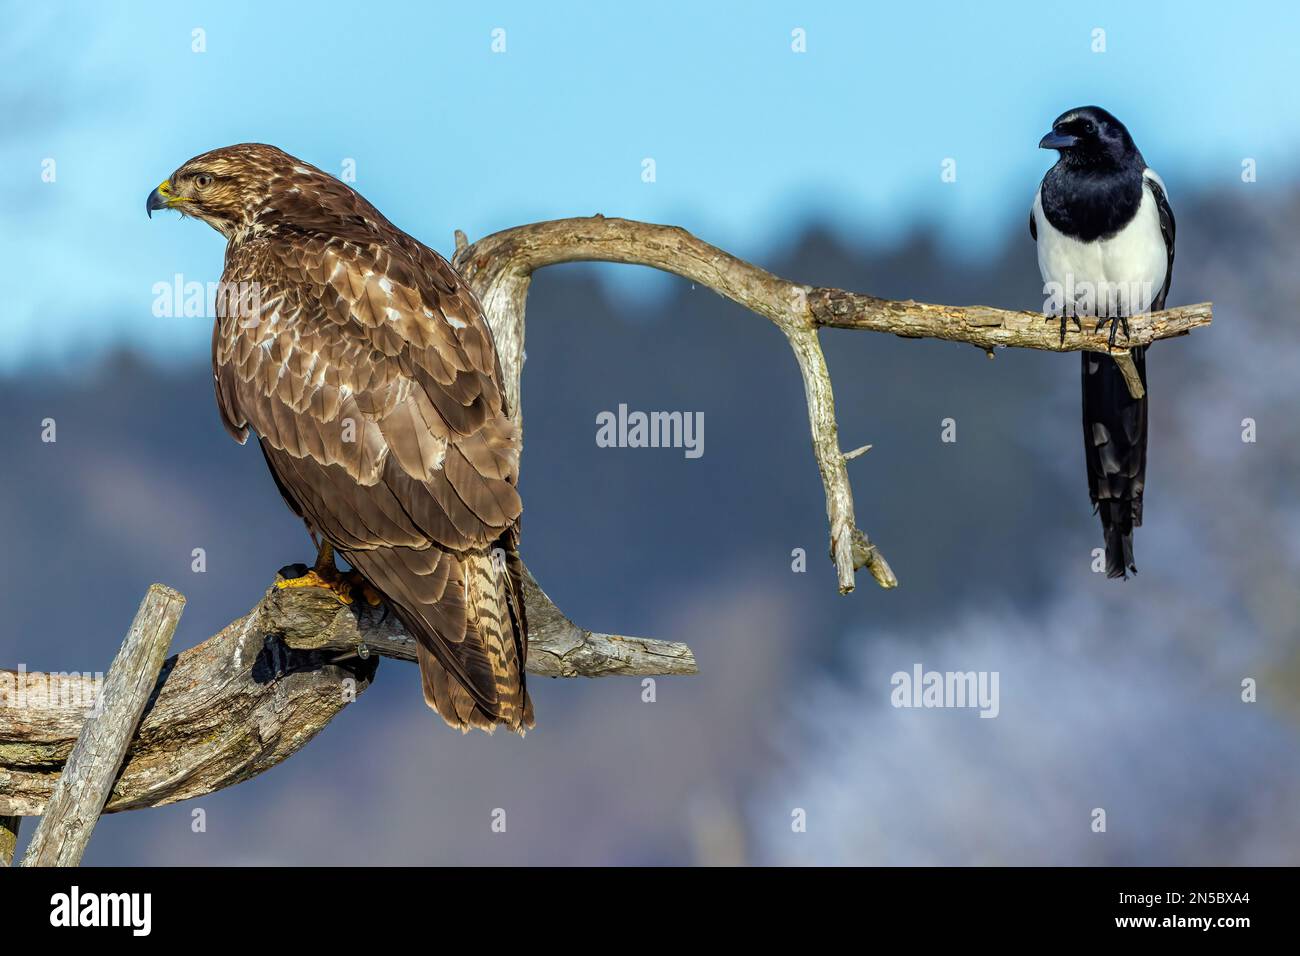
146,144,332,239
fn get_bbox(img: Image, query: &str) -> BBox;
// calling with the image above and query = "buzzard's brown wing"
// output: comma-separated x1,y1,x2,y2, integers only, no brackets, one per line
215,226,531,733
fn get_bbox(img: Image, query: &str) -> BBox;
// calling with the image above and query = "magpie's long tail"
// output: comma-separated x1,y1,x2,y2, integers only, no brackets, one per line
1081,347,1148,579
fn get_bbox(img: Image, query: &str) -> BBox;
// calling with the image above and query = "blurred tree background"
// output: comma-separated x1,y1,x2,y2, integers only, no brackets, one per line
3,0,1297,864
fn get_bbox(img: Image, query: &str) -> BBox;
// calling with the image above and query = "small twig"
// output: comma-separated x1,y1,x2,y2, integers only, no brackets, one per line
1111,351,1146,400
21,585,184,866
843,444,873,461
850,528,898,590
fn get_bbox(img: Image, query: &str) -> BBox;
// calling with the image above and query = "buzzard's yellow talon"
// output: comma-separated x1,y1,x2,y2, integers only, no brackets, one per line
276,568,355,605
276,569,326,590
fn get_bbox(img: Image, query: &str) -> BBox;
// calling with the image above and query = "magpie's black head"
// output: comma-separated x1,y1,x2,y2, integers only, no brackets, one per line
1039,106,1140,169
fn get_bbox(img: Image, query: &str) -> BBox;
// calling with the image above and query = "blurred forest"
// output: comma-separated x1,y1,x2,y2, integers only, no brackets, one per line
2,182,1298,864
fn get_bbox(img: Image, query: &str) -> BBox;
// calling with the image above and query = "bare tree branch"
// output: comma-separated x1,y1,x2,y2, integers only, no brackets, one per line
808,288,1211,347
0,575,695,816
0,214,1209,840
268,564,698,678
452,215,1210,592
21,585,183,866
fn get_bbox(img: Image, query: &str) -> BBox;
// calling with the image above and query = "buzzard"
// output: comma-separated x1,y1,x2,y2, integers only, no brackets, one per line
147,145,532,733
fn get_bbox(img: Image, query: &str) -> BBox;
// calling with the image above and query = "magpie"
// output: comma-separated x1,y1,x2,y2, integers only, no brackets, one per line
1029,106,1175,579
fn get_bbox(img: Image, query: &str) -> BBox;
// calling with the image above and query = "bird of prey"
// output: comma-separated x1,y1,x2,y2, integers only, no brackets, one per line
1030,106,1175,579
147,145,532,732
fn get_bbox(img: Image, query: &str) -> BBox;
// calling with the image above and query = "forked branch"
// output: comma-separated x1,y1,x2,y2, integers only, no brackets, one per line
1,214,1210,833
0,574,695,817
453,215,1210,593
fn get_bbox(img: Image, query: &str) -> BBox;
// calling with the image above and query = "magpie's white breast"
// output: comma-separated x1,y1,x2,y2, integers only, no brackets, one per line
1033,169,1169,317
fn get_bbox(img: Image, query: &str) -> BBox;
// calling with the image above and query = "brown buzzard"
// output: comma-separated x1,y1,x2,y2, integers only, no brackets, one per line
147,144,531,733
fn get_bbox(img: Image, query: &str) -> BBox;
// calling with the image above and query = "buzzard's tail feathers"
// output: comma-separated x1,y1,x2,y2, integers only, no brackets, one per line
415,643,527,735
414,548,532,735
346,543,533,735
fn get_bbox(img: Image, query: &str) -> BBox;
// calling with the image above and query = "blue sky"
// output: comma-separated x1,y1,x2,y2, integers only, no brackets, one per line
3,0,1298,368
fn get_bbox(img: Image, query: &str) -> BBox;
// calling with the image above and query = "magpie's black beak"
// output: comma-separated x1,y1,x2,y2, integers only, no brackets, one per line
146,183,170,218
1039,131,1079,150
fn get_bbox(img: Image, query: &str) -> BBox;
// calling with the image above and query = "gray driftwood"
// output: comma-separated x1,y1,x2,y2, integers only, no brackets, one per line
20,585,184,866
0,571,696,817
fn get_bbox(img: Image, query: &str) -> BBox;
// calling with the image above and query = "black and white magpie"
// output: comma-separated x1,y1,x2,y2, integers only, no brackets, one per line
1029,106,1175,579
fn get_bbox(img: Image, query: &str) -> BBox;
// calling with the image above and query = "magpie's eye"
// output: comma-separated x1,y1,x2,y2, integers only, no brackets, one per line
194,173,214,189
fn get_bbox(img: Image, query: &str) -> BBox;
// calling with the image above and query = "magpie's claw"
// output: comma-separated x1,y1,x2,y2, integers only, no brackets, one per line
1093,315,1131,351
1049,314,1084,346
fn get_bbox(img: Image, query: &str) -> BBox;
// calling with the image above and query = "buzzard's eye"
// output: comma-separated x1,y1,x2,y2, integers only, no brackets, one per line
194,173,214,189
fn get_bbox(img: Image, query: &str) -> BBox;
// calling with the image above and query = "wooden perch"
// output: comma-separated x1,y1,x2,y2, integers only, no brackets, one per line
452,215,1210,593
267,563,697,678
0,215,1209,850
20,585,184,866
808,288,1211,348
0,574,695,817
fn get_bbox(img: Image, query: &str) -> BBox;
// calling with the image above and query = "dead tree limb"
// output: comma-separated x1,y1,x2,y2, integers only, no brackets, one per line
269,565,697,678
0,575,695,817
0,214,1208,832
21,585,183,866
452,215,1210,593
0,816,18,867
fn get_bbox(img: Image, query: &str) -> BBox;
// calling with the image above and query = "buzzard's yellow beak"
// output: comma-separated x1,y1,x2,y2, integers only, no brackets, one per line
146,180,178,218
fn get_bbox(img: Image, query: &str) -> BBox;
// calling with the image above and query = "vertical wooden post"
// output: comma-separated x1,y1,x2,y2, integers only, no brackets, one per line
21,584,185,867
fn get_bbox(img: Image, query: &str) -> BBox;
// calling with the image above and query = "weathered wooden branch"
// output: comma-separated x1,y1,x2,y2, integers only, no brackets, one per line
807,288,1211,348
0,815,18,867
0,214,1209,841
20,585,183,866
452,216,1210,593
1111,351,1146,400
0,573,695,817
268,563,698,678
